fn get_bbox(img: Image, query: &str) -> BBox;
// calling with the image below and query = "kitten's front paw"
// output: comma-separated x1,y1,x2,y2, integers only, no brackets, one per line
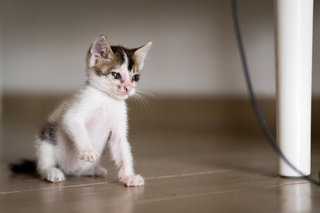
79,149,99,162
46,168,66,183
120,175,144,187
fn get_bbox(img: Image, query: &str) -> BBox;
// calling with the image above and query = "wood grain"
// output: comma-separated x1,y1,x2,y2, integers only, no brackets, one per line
1,95,320,213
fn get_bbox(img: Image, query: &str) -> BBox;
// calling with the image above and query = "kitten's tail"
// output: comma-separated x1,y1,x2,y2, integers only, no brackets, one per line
9,159,37,173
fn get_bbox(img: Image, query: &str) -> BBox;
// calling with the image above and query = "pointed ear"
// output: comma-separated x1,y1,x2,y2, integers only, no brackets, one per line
133,42,152,69
88,35,114,67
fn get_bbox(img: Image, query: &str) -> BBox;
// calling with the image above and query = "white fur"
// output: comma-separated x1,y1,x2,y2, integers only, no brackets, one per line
35,36,151,187
36,85,143,186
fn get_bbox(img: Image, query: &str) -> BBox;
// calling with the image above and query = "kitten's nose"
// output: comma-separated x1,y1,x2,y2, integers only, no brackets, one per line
124,86,131,94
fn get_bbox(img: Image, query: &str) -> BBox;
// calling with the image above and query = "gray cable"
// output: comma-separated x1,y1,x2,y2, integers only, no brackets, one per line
231,0,320,186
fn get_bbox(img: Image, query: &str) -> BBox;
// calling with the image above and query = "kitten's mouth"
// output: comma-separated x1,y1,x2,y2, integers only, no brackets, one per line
118,92,129,99
119,89,133,97
119,91,128,95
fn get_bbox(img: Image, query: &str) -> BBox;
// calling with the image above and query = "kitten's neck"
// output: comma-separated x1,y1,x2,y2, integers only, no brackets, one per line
85,83,126,103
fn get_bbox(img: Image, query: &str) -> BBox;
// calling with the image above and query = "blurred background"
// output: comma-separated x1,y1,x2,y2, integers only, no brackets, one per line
1,0,320,96
0,0,319,161
0,0,282,96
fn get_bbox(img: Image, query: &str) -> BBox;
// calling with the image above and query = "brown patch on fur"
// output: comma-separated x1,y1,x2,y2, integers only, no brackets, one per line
87,49,119,76
131,63,140,74
89,45,140,76
40,121,58,145
110,46,139,73
86,35,143,75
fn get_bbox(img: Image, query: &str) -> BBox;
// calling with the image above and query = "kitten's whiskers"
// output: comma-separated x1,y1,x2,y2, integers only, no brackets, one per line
132,91,153,111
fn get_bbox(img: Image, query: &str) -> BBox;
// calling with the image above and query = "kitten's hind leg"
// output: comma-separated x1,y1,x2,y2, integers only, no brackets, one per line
35,138,65,183
46,167,66,183
85,165,107,177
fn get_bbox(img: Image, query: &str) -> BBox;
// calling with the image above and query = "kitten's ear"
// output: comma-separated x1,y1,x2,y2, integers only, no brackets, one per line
133,42,152,69
88,35,114,67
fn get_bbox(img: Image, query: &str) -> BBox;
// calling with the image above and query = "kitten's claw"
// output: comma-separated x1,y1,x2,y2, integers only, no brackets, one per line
46,168,66,183
121,175,144,187
79,149,99,162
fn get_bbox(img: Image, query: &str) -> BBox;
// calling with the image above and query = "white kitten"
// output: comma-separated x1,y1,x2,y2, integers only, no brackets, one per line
35,35,152,186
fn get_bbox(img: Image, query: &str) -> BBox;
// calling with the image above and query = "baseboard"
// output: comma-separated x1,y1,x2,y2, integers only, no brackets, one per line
2,94,320,138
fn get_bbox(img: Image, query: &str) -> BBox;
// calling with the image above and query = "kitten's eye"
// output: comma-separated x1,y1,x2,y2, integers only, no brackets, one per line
111,72,121,80
132,74,140,82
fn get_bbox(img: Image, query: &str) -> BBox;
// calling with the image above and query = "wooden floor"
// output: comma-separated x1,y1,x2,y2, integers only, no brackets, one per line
1,96,320,213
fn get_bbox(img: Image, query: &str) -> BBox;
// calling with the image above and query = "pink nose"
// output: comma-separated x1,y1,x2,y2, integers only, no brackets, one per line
124,86,131,94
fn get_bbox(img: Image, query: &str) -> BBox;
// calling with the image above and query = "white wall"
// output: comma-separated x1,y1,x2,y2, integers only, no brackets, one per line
0,0,319,97
0,14,2,112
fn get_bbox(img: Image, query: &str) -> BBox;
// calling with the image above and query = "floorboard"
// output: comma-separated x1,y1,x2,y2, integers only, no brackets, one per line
1,96,320,213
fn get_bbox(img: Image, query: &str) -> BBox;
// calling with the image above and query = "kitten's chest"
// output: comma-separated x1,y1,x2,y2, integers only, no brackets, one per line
79,89,127,149
86,107,117,136
85,100,125,145
84,109,113,152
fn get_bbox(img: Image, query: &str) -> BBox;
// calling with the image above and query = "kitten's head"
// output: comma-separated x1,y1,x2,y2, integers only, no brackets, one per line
86,35,152,100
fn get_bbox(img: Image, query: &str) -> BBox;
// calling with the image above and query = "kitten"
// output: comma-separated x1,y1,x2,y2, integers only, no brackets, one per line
35,35,151,186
